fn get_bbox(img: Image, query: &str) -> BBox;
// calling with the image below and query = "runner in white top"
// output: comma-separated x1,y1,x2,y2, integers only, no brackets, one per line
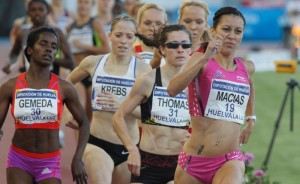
66,15,151,184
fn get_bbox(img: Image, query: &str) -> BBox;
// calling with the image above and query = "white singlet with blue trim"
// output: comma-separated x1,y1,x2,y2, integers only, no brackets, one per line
91,54,136,111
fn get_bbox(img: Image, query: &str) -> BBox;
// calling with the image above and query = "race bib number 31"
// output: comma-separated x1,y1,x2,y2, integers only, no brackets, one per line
151,87,190,127
14,89,58,124
205,79,250,124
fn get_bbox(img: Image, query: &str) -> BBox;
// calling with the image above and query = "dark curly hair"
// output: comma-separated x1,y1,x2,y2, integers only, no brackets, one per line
25,26,59,62
213,6,246,28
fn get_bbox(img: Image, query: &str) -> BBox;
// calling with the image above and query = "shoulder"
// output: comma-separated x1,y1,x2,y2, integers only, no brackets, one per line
4,77,18,87
53,27,65,38
13,17,26,27
78,55,104,73
92,18,106,33
0,77,18,97
135,69,156,89
59,78,73,89
81,55,103,67
58,78,76,98
93,16,105,26
135,59,152,77
238,57,255,76
92,18,103,27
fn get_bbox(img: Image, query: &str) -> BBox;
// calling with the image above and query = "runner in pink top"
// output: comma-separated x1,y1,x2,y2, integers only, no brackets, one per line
168,6,256,184
188,57,250,120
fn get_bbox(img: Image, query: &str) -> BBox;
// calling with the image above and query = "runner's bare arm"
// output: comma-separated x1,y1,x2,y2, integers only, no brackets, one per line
60,79,89,182
0,78,16,139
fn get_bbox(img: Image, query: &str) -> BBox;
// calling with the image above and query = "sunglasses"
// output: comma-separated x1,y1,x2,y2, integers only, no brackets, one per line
164,41,192,49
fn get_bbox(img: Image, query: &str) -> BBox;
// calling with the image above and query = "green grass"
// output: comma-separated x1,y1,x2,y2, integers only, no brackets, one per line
242,71,300,184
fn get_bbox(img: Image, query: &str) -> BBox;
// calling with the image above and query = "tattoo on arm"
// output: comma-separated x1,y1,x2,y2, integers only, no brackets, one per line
197,145,205,155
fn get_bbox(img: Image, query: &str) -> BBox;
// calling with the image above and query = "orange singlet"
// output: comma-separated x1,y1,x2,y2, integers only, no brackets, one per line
11,73,63,130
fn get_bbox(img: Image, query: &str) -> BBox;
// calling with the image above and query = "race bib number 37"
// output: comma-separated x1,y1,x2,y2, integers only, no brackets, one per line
205,79,250,124
14,89,58,124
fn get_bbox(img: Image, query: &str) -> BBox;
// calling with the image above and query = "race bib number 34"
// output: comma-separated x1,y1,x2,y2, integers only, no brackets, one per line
205,79,250,124
14,89,58,124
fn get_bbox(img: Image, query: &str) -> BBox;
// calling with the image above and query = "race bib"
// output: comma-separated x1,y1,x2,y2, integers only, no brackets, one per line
14,89,58,124
151,87,190,127
92,76,135,110
205,79,250,124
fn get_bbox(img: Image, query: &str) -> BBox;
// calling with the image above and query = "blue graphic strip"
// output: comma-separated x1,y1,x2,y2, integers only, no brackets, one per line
16,90,57,99
212,80,250,95
153,88,186,99
96,76,135,87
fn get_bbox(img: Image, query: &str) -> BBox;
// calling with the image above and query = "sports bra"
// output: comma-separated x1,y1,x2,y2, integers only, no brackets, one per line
141,68,190,129
91,54,137,111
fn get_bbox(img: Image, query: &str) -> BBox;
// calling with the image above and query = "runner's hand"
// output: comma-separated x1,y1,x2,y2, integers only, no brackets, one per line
127,146,141,176
97,92,121,112
203,33,227,60
150,48,163,68
239,120,255,144
71,159,88,184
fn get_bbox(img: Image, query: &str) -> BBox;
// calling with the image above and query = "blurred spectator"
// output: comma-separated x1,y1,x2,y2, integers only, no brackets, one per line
241,0,251,6
287,0,300,27
124,0,139,18
130,3,144,21
48,0,75,35
113,0,123,17
240,0,285,7
3,0,74,75
95,0,124,35
9,0,32,45
286,0,300,57
280,0,300,49
96,0,115,35
224,0,243,6
134,3,167,64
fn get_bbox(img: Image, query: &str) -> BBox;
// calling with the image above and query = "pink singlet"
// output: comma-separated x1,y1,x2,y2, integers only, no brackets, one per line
188,57,250,124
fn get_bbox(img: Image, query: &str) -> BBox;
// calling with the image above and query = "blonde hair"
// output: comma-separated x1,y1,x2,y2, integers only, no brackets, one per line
110,14,137,32
178,0,210,42
136,3,167,26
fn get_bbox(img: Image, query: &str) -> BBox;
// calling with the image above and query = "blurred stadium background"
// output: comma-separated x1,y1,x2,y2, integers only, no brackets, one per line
0,0,300,183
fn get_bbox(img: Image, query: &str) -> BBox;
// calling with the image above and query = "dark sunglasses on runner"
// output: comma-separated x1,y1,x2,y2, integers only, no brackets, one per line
164,41,192,49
